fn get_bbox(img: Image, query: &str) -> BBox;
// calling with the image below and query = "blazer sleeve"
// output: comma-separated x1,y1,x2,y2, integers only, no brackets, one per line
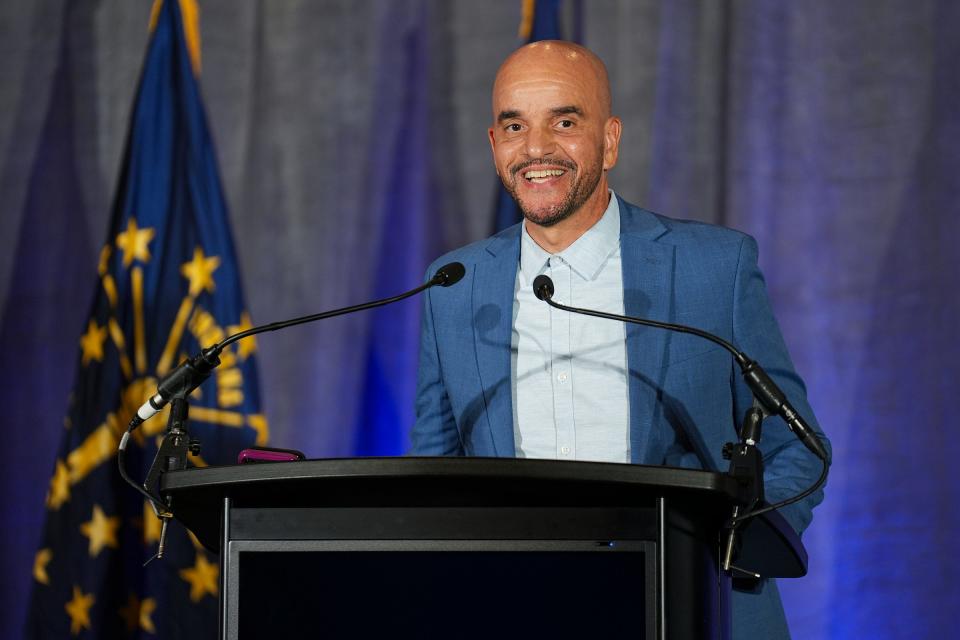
731,235,832,534
409,275,464,455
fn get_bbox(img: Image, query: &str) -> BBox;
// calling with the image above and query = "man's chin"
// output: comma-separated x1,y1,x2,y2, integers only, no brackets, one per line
520,204,575,228
512,188,578,227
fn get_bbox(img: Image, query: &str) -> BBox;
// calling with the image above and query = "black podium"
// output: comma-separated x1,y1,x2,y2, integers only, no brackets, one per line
160,457,805,640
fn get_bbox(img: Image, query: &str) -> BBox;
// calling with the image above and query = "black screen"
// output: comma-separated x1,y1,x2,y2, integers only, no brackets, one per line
238,549,648,639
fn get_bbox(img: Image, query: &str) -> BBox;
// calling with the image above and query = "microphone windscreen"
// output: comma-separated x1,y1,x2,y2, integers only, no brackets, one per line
532,275,554,300
434,262,466,287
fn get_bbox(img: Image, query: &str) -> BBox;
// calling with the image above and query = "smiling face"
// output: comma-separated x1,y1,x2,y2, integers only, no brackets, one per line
488,42,621,229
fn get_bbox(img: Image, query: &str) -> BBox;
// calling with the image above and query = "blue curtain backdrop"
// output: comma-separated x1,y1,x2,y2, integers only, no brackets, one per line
1,1,957,638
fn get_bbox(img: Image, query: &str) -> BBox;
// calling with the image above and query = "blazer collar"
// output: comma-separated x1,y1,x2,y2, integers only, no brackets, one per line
616,193,670,242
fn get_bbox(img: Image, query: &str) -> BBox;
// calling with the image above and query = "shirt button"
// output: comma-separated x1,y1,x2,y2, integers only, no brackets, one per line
557,372,568,383
560,446,571,455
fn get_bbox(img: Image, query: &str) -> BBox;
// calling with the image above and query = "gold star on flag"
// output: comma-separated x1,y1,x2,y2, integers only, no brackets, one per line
179,552,219,602
33,548,52,585
227,311,257,359
115,218,155,267
119,594,157,634
65,586,95,635
80,505,121,557
46,460,71,509
180,247,220,296
138,597,157,633
79,320,108,365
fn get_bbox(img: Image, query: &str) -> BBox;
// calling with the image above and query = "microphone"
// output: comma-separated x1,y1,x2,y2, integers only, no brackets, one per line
532,274,554,301
531,274,827,460
128,262,467,430
432,261,466,287
130,351,221,425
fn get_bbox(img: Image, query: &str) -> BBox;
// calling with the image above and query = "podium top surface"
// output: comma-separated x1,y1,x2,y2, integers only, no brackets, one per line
162,456,740,497
160,457,806,577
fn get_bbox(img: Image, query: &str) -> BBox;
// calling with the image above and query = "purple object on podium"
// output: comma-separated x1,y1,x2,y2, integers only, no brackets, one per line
237,447,305,464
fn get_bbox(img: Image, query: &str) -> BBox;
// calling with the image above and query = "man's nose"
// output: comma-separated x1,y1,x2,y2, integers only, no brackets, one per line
524,125,557,157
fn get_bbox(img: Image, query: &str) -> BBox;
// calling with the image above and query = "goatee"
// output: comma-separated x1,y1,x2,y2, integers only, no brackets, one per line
503,156,603,228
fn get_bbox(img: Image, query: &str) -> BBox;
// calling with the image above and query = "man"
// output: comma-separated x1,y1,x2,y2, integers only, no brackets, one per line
411,41,829,639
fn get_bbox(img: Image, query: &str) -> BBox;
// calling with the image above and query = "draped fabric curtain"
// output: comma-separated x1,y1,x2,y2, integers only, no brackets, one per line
1,1,956,637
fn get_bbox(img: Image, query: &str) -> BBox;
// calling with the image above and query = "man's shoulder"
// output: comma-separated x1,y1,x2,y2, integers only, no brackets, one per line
425,224,521,273
618,196,753,250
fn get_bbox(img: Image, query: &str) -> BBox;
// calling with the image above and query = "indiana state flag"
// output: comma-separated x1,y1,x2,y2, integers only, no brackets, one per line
26,1,267,637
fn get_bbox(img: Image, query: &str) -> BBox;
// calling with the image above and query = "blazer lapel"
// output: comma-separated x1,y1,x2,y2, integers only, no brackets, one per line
618,199,675,464
471,229,520,457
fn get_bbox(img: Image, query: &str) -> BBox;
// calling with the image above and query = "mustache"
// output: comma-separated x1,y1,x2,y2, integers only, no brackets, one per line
510,158,576,177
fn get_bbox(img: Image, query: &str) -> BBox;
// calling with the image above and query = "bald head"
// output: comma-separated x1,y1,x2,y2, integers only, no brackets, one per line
493,40,612,120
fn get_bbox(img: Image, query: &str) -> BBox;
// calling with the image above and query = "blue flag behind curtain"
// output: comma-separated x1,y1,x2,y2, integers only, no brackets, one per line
492,0,568,233
25,1,266,637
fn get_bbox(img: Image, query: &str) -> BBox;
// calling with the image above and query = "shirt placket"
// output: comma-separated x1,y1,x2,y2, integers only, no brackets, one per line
549,256,575,459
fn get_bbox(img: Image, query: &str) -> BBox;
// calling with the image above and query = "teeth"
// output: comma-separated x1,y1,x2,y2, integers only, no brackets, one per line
523,169,565,179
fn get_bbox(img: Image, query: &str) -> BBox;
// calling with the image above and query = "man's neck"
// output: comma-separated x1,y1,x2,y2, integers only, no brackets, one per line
526,184,612,254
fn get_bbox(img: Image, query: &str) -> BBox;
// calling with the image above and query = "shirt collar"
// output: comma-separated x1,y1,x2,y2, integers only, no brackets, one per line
520,190,621,283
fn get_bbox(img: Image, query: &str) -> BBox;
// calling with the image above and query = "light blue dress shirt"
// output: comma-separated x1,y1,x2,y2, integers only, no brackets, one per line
511,192,631,463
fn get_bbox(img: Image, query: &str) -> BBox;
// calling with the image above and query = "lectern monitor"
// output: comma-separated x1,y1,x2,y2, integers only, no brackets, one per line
229,540,657,640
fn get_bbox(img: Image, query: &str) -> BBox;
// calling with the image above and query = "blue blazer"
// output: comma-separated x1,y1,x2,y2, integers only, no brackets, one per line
411,196,830,638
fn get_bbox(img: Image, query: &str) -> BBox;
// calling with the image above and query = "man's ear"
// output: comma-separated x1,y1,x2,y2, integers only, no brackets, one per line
602,116,622,171
488,127,501,178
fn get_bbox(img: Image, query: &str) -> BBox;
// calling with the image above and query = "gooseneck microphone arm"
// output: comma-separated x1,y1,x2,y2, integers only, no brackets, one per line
531,274,827,461
215,261,466,356
118,262,466,511
531,273,828,535
126,262,467,431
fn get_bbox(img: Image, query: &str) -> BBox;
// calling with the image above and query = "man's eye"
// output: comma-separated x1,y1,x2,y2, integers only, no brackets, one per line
506,123,522,132
558,120,574,128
